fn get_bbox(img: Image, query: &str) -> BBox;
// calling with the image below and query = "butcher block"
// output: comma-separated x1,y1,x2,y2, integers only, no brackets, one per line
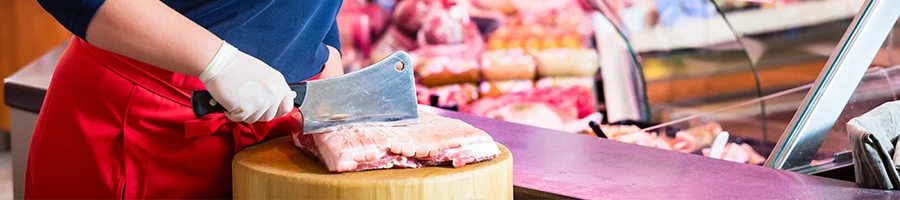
232,136,513,200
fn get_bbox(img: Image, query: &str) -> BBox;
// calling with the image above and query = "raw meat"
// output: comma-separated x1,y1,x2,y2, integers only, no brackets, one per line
702,143,766,165
479,80,534,98
392,0,432,35
671,122,722,153
419,8,466,45
414,56,480,87
369,27,418,64
481,49,537,81
463,86,596,122
290,111,502,172
535,48,599,77
492,102,566,131
535,77,594,90
598,124,642,138
415,83,479,108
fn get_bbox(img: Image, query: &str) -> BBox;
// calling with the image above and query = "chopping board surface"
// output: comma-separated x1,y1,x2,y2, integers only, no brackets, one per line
233,136,513,200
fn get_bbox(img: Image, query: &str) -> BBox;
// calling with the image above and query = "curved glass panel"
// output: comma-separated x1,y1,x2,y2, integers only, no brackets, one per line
773,9,900,172
588,0,866,168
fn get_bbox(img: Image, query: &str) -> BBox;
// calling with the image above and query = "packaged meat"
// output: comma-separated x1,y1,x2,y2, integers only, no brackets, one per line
415,83,479,108
535,48,600,77
492,102,566,131
535,77,594,90
415,57,480,87
481,49,537,81
479,80,534,98
290,111,502,172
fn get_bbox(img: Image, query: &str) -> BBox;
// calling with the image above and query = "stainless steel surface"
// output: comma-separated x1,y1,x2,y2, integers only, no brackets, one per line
767,0,900,170
421,106,900,199
300,51,418,134
4,41,66,200
9,109,35,200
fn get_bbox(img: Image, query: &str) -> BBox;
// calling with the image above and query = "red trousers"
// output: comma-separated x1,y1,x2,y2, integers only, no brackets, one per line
25,37,319,199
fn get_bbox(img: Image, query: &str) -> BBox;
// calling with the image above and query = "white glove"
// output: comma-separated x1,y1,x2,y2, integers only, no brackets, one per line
200,41,296,123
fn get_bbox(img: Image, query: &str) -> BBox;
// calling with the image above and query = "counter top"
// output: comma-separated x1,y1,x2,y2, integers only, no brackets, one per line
6,41,900,199
421,106,900,199
4,41,67,113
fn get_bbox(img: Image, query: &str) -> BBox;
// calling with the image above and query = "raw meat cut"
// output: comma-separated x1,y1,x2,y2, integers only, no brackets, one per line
492,102,566,131
535,77,593,90
415,83,479,108
535,48,599,77
702,142,766,165
479,80,534,98
463,86,596,123
481,49,537,81
392,0,432,35
290,111,502,173
414,56,480,87
369,27,418,64
671,122,722,153
419,8,466,45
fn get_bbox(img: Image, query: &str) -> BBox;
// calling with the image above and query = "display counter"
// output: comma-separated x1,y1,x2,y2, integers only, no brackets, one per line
6,40,900,199
422,106,899,199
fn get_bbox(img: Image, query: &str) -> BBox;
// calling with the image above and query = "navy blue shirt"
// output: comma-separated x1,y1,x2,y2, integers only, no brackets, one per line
37,0,342,82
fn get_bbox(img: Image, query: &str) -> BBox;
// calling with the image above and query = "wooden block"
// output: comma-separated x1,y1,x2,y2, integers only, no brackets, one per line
233,136,513,200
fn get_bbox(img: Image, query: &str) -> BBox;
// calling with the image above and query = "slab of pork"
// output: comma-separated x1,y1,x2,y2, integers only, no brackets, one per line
290,111,501,172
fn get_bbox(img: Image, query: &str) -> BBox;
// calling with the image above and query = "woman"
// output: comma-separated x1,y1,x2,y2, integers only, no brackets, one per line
29,0,343,198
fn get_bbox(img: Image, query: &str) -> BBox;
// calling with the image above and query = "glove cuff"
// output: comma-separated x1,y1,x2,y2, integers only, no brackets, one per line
200,41,238,83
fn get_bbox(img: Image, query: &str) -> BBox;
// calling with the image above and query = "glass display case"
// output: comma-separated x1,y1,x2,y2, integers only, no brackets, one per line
601,0,900,174
588,0,864,126
768,0,900,172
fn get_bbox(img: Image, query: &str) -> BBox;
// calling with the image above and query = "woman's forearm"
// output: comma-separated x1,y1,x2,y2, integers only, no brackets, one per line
321,45,345,78
85,0,222,77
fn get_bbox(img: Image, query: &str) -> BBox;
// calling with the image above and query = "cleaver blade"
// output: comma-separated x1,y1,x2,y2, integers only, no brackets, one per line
190,51,420,134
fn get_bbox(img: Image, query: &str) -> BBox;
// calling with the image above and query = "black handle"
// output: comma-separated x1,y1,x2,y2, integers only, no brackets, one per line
589,121,607,139
191,90,226,118
190,82,309,118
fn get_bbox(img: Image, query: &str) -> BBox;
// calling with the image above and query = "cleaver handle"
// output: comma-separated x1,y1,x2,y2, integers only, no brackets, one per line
190,82,309,118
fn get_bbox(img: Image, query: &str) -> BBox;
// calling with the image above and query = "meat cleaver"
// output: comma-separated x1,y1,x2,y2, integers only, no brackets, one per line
190,51,420,134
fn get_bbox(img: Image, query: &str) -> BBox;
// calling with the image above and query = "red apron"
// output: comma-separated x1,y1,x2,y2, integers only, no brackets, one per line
25,36,321,199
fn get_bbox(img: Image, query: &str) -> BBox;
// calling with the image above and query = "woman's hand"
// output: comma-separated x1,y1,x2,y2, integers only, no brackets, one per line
201,42,295,123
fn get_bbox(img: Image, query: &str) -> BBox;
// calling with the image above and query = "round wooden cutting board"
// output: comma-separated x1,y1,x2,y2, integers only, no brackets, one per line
232,136,513,200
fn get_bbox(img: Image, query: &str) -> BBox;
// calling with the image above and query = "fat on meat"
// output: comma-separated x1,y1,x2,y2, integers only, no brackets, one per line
290,111,501,172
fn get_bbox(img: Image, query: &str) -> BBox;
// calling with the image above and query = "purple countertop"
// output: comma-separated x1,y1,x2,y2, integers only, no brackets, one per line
422,106,900,199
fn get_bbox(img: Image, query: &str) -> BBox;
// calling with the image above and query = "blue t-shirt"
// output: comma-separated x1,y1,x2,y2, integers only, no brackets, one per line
37,0,342,82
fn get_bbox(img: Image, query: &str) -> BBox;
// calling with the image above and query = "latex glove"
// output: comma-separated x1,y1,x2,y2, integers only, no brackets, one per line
200,41,295,123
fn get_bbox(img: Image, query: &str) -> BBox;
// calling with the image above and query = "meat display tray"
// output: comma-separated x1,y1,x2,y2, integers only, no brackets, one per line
421,106,900,199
